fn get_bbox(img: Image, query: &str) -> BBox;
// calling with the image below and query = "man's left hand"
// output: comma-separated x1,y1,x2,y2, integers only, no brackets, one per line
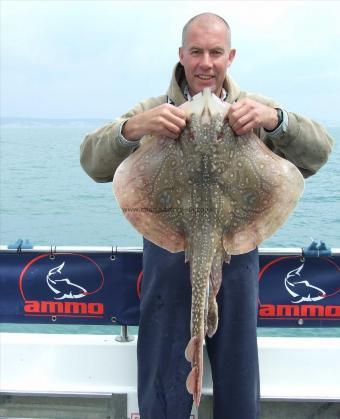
228,98,278,135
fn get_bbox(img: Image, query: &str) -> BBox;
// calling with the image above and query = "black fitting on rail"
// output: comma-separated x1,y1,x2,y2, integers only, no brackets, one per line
302,240,332,258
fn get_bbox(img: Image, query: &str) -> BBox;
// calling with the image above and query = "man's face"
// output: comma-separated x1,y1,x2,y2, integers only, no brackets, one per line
179,21,236,97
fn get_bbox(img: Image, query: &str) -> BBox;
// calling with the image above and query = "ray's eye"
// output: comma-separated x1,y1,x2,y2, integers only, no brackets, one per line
242,191,257,207
158,190,172,208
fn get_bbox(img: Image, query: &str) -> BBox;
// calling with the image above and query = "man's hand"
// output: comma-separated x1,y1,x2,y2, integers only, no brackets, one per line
122,104,187,141
228,98,278,136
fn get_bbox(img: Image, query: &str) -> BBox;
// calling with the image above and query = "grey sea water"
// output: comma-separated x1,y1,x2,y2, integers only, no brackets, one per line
0,118,339,337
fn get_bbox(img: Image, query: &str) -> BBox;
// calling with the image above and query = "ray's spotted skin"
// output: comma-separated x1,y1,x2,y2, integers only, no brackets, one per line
113,88,304,407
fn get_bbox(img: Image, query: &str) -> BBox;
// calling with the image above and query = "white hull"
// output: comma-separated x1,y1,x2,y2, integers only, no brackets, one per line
1,333,340,418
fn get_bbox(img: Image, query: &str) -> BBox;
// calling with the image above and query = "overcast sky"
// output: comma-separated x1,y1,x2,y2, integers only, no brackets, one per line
1,0,340,124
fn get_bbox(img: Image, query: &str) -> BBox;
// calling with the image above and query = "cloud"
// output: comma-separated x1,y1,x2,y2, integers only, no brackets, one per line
1,0,340,123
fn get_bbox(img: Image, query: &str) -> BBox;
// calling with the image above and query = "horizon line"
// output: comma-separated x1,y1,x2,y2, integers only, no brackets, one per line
1,115,339,128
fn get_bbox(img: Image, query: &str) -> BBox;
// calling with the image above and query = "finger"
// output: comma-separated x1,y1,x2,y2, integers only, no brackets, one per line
234,121,255,136
229,103,242,114
172,114,187,129
229,99,247,113
228,107,247,126
163,112,187,131
171,106,187,120
228,104,248,123
163,120,184,138
168,110,187,129
231,112,253,133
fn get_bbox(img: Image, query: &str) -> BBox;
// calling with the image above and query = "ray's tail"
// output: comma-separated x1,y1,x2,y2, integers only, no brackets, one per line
184,234,224,407
185,335,202,406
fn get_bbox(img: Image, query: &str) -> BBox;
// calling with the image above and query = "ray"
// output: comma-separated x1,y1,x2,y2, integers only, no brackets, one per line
113,88,304,407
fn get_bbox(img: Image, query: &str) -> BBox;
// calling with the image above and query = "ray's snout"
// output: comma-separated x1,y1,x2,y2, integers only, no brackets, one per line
180,88,229,122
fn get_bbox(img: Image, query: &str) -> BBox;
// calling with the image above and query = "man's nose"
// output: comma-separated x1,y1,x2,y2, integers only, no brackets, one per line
200,52,213,69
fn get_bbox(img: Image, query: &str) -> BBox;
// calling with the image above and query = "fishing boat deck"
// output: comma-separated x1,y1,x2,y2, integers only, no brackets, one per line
1,332,340,418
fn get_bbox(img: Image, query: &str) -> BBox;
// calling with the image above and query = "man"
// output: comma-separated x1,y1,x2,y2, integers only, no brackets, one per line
80,13,333,419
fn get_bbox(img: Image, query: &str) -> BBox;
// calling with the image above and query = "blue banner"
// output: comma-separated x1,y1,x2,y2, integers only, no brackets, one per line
0,250,339,327
0,251,142,325
258,255,340,327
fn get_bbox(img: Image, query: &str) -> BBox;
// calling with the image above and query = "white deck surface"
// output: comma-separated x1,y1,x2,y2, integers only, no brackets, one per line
1,333,340,402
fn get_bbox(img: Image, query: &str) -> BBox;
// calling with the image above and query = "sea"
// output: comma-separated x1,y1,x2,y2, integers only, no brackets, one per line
0,118,339,337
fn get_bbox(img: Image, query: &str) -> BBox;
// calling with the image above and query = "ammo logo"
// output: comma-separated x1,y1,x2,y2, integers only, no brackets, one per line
258,256,340,321
19,253,105,318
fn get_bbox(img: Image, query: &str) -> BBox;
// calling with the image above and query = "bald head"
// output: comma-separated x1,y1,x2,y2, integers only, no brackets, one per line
182,13,231,48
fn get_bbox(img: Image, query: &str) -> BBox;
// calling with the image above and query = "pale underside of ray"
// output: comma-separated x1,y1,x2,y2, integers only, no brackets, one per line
113,88,304,407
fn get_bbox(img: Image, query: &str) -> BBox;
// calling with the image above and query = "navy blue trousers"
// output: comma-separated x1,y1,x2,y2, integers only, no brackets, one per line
138,238,260,419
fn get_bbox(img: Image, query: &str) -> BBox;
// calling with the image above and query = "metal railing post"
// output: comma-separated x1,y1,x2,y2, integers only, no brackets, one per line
115,325,134,342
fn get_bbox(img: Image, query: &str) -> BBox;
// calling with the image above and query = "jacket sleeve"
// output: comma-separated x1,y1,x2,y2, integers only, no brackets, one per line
263,112,333,178
80,95,167,182
245,92,334,178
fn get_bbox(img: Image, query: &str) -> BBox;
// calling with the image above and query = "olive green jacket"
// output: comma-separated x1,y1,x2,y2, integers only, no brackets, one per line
80,63,333,182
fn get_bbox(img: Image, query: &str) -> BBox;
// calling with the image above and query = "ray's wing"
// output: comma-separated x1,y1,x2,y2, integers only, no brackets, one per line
216,127,304,254
113,135,189,252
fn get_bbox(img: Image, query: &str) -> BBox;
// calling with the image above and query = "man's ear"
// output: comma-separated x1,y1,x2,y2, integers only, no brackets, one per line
227,48,236,67
179,47,184,65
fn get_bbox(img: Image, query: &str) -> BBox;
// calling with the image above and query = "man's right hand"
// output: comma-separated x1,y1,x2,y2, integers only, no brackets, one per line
122,104,187,141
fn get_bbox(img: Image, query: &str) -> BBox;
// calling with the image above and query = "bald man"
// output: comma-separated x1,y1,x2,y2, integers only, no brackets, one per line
81,13,332,419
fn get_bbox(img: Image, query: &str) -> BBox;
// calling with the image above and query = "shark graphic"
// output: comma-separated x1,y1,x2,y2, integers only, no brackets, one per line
284,263,326,304
46,262,88,300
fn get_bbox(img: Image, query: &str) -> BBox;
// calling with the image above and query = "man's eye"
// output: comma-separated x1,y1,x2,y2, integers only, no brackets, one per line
211,50,223,56
191,50,201,55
